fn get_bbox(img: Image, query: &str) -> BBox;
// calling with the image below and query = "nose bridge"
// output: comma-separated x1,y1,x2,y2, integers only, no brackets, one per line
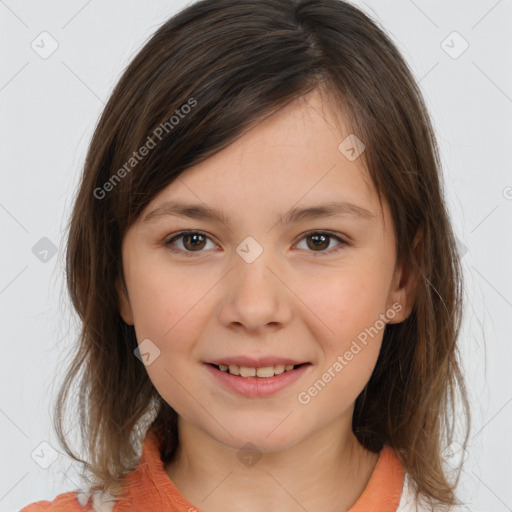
218,240,291,331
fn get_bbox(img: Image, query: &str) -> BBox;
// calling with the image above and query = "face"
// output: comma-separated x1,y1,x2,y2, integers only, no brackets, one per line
118,88,417,453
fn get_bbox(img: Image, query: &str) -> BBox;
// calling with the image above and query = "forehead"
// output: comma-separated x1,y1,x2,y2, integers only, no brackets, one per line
141,88,384,228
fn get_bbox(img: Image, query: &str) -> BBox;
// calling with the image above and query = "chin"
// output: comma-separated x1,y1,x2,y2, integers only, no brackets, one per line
211,421,306,454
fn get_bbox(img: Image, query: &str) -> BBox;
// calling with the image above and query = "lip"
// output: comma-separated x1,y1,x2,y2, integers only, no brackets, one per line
204,362,312,398
206,356,307,367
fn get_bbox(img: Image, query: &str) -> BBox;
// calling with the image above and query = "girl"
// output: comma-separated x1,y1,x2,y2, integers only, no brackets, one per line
21,0,470,510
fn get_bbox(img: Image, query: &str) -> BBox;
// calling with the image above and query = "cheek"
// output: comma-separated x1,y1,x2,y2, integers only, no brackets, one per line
127,266,204,414
301,260,391,339
128,270,173,337
127,263,217,375
293,260,391,397
127,262,197,339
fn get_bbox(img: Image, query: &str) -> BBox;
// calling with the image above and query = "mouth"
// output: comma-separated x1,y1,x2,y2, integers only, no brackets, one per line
207,362,310,378
205,361,312,397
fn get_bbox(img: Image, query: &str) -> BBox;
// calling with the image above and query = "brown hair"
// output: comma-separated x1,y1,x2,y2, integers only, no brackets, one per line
56,0,470,507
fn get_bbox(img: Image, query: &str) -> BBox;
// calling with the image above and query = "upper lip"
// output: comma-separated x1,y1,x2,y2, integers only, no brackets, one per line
206,356,309,368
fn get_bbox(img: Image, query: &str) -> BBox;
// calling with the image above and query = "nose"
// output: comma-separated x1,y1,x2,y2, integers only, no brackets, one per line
217,253,293,333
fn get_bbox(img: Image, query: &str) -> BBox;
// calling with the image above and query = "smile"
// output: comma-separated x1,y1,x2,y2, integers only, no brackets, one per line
205,362,312,397
212,363,300,378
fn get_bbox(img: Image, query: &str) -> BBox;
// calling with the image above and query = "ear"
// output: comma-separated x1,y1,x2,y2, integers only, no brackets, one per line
386,227,422,324
116,276,134,325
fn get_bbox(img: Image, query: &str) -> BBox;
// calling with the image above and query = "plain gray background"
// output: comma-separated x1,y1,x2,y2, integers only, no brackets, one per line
1,1,511,511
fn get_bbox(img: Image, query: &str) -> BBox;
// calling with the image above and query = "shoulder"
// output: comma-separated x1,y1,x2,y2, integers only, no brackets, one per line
397,473,469,512
19,489,118,512
19,491,84,512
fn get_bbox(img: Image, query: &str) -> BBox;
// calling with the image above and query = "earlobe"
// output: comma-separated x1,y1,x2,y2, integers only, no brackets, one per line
387,227,423,324
116,277,134,325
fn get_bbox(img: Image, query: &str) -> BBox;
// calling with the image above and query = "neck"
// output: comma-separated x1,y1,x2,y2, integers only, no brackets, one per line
164,415,379,512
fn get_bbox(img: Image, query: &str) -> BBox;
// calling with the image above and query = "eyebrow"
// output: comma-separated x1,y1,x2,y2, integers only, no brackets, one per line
143,199,375,225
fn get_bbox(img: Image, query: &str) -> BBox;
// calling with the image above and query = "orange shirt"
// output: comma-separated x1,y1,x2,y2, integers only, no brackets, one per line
20,429,404,511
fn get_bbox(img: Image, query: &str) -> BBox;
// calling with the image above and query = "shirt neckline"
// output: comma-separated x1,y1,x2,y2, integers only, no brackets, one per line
129,429,404,511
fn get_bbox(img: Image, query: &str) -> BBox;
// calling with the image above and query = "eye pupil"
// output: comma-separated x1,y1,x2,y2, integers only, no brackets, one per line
183,233,206,251
307,234,329,251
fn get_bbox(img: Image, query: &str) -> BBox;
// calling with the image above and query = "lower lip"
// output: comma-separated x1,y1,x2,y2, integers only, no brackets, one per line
204,363,311,398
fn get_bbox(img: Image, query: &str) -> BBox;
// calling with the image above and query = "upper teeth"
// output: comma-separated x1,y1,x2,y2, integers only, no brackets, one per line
218,364,296,378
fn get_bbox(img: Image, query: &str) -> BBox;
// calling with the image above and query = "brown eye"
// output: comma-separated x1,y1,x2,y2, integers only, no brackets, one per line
165,231,217,256
296,231,347,254
182,233,207,251
306,233,329,251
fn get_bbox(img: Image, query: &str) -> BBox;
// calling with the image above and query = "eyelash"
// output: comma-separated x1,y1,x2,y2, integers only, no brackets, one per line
163,230,348,257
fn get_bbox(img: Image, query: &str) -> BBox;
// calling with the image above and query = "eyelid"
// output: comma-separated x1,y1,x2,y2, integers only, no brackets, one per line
164,230,219,257
294,230,348,254
296,229,347,244
163,229,349,256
